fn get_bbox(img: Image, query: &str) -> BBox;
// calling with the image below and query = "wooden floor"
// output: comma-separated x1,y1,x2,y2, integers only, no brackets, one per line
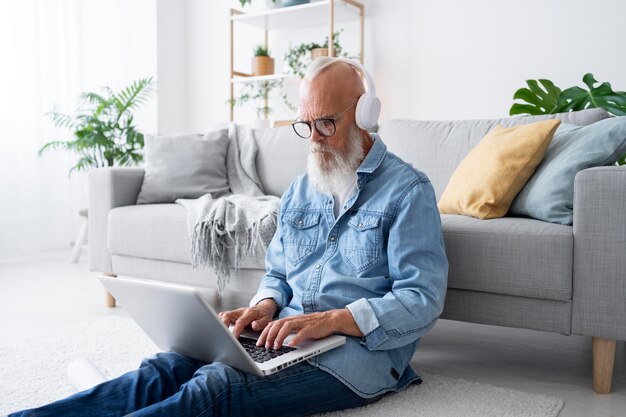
0,248,624,417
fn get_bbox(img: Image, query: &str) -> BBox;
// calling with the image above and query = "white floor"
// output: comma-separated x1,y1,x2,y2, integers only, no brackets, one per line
0,248,624,417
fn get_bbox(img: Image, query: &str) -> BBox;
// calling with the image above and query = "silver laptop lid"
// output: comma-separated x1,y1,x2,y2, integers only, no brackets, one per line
99,275,263,376
99,275,346,376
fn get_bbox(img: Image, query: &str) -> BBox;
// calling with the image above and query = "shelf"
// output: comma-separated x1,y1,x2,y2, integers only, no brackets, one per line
229,0,364,122
231,0,362,30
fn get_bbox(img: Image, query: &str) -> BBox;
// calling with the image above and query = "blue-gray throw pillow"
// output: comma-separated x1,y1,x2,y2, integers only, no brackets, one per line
509,116,626,225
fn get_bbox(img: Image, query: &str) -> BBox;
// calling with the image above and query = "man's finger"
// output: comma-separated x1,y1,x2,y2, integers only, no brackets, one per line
219,310,239,328
251,315,271,331
274,320,296,349
256,320,274,346
288,328,309,347
232,309,257,338
264,319,286,349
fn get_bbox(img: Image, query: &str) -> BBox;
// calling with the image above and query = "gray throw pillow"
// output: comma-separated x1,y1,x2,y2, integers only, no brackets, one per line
136,129,230,204
509,116,626,225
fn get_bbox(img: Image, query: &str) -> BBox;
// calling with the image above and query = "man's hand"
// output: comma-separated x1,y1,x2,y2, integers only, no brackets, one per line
257,309,363,350
218,298,277,339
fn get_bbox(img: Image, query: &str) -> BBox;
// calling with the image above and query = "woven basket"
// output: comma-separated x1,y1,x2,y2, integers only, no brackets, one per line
251,56,274,76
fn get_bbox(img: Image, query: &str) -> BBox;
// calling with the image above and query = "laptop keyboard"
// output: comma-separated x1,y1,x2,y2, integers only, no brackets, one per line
239,337,296,363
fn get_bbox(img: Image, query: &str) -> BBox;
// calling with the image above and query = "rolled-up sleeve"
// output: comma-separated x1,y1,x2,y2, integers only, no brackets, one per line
347,179,448,351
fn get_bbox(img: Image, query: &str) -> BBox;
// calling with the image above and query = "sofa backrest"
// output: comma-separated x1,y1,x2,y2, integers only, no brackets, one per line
253,108,610,199
255,125,309,197
377,108,610,199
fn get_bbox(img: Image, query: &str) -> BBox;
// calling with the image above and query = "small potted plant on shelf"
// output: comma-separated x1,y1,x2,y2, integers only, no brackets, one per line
284,29,355,78
251,44,275,76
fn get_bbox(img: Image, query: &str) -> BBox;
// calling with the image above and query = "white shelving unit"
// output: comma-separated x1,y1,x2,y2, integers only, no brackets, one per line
229,0,364,122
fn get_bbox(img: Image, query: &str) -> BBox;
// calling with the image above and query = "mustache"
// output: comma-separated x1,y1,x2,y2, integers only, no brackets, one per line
310,142,337,154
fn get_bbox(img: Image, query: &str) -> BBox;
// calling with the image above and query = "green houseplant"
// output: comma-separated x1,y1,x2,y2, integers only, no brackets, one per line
230,78,296,121
251,44,275,76
510,73,626,165
510,73,626,117
39,77,155,175
284,30,355,78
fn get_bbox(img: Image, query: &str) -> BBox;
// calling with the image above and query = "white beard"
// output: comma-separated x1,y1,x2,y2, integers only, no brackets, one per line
307,126,366,195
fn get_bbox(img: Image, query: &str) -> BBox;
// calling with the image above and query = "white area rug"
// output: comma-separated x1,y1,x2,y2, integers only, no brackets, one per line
0,316,563,417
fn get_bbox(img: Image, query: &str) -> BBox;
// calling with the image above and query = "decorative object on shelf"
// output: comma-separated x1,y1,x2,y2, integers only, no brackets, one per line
251,44,275,76
284,29,354,78
510,73,626,117
39,77,155,175
281,0,310,7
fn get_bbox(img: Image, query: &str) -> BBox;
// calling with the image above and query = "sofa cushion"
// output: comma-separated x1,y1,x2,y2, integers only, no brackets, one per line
438,120,560,219
108,204,266,269
137,129,230,204
255,126,309,197
509,116,626,225
442,214,573,301
377,108,610,199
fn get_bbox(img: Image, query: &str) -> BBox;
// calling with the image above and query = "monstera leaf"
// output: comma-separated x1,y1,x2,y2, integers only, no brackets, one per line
557,73,626,116
509,79,562,116
510,73,626,117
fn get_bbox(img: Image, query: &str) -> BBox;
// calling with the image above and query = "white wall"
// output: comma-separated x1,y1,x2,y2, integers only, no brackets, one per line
400,0,626,121
156,0,188,134
177,0,626,129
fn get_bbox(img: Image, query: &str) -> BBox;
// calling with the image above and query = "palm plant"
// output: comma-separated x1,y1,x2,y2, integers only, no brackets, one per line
39,77,155,175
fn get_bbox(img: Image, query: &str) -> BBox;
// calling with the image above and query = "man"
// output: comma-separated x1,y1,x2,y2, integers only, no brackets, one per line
9,57,447,417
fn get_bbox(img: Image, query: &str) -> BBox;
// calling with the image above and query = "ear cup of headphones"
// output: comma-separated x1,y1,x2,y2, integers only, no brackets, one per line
355,92,381,130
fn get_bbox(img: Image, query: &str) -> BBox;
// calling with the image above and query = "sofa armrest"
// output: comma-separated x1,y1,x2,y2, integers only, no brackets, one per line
572,166,626,340
88,167,145,273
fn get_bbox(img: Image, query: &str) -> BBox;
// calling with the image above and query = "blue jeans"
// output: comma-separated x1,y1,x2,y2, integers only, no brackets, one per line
10,352,372,417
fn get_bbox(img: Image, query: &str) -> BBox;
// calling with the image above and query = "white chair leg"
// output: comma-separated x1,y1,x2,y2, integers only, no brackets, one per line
70,220,88,263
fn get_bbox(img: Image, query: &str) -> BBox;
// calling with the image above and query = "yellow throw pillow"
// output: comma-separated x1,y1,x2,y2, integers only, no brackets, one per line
438,119,561,219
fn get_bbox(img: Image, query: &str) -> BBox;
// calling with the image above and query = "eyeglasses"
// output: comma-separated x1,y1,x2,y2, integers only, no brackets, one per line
292,99,358,139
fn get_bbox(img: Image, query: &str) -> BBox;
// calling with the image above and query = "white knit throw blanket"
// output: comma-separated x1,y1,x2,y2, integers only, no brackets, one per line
177,124,280,292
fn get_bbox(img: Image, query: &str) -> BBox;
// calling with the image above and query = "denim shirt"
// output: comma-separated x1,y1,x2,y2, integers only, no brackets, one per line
249,134,448,398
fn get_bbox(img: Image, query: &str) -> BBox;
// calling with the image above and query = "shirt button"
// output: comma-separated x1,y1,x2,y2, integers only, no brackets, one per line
358,223,364,228
315,264,321,269
330,236,336,241
327,201,332,205
298,220,303,225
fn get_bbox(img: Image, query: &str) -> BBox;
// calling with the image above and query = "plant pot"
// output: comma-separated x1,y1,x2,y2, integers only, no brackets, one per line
310,48,329,61
252,56,275,76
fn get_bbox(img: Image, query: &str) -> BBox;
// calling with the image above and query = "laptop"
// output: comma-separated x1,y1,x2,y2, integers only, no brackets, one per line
99,275,346,376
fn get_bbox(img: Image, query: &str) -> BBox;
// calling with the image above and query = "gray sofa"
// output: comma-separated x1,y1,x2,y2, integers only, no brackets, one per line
89,108,626,394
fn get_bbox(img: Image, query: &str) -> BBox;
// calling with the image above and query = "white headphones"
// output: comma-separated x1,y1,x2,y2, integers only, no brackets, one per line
336,58,381,130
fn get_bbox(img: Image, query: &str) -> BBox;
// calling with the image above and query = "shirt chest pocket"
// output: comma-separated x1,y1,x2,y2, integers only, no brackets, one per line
282,212,321,266
343,213,382,273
